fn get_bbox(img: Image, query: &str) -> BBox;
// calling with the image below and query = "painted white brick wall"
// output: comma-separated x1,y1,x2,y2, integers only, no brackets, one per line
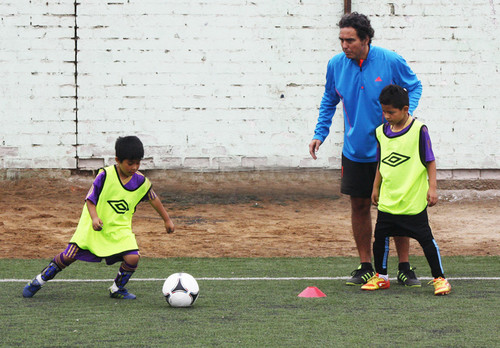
370,1,500,170
1,0,499,171
0,0,76,169
75,0,342,170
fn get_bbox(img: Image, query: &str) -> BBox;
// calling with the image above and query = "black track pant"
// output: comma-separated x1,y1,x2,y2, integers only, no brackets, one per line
373,209,445,278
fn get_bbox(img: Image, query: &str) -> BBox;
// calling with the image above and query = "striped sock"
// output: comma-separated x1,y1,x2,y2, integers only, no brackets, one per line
53,252,75,269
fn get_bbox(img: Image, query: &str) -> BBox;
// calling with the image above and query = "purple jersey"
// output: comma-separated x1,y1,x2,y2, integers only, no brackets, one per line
376,120,435,163
85,167,157,205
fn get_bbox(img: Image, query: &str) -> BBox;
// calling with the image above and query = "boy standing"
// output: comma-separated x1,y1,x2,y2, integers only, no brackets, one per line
309,12,422,286
23,136,175,299
361,85,451,296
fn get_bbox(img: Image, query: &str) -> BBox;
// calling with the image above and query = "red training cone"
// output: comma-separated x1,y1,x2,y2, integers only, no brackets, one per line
298,286,327,298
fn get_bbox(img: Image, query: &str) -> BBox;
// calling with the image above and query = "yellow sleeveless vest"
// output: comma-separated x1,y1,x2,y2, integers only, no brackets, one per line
70,165,151,257
376,120,428,215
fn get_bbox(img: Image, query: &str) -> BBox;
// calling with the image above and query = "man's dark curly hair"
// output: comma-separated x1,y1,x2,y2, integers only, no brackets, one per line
338,12,374,45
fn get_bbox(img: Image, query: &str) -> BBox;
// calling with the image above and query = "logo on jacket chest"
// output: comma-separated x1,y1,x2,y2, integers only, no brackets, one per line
107,200,129,214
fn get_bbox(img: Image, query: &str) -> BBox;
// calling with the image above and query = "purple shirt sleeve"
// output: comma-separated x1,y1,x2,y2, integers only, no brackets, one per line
85,170,106,205
420,125,435,163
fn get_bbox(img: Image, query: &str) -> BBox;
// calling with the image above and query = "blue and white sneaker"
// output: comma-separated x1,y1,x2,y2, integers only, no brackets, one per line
23,278,42,298
109,287,136,300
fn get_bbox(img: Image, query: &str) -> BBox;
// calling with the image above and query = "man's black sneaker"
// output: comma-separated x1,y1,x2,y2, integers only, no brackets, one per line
397,267,421,287
346,265,375,285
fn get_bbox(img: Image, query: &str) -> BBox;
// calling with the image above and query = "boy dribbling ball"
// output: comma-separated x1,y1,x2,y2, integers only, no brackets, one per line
23,136,175,299
361,85,451,296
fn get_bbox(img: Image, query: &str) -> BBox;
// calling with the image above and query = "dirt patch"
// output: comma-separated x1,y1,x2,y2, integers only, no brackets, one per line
1,170,499,259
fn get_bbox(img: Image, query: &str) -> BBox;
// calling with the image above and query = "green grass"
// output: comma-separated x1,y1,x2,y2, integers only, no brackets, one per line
1,257,499,347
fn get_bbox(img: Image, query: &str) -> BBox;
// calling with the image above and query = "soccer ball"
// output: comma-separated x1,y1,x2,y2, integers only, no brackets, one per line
162,272,199,307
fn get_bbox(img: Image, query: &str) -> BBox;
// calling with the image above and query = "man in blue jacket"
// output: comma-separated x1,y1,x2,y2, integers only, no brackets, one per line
309,12,423,286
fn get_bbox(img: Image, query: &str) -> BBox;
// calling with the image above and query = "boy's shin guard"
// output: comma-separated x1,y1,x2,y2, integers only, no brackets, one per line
114,270,134,289
40,261,62,282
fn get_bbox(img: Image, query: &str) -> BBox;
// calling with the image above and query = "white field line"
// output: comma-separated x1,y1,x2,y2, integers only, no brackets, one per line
2,276,500,283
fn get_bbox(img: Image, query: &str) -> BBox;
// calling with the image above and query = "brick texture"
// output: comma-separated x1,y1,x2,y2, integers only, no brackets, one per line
0,1,498,172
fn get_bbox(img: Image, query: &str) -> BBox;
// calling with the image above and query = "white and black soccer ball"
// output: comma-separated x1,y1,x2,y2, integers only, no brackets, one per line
162,272,199,307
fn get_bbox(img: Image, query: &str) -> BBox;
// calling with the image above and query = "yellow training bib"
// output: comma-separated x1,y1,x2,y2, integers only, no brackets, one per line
70,165,151,257
376,120,428,215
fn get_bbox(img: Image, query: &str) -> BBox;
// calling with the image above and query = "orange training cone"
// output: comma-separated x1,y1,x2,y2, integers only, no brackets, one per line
298,286,327,298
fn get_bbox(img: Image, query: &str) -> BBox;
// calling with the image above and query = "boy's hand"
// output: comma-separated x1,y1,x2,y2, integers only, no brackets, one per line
92,217,104,231
165,219,175,234
371,189,379,206
149,196,175,234
86,200,103,230
427,187,438,207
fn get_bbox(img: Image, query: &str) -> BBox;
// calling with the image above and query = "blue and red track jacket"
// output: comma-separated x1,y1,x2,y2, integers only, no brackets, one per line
313,45,422,163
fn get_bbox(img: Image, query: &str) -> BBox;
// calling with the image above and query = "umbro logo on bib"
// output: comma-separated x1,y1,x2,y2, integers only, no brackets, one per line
108,200,129,214
382,152,410,167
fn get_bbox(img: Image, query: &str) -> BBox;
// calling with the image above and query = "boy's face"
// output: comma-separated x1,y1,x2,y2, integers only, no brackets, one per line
381,104,409,126
116,158,141,177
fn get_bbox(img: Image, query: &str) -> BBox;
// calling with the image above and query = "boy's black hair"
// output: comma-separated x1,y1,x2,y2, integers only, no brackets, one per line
115,136,144,162
338,12,374,45
379,84,409,110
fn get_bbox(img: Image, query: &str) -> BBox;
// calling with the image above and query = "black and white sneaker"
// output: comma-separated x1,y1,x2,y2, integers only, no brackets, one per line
346,265,375,286
397,267,421,287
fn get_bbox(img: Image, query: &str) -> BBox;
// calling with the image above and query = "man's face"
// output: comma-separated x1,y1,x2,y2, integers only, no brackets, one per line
339,27,369,62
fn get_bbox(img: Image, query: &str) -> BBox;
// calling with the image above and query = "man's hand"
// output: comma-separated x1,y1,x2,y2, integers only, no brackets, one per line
309,139,323,159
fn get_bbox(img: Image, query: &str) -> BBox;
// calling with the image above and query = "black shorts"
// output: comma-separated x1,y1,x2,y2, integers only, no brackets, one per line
374,209,433,242
340,154,377,198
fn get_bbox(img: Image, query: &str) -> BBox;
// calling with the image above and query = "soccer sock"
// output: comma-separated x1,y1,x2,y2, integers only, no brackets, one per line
111,262,137,292
361,262,374,271
378,274,389,281
54,252,75,269
420,239,445,279
37,261,62,285
121,260,138,272
398,262,411,272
